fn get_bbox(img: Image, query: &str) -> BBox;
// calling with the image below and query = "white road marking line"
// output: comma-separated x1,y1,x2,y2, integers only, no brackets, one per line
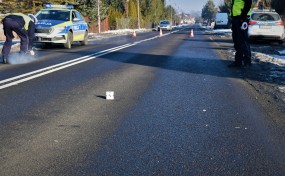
0,43,135,84
0,30,180,90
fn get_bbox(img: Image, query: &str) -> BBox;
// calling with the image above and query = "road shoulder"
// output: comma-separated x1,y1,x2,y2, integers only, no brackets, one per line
207,31,285,136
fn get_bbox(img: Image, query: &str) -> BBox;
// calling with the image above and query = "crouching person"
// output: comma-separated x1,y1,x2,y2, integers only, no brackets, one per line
1,13,36,64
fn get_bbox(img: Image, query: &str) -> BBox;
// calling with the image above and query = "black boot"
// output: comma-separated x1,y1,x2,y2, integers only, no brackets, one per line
228,62,242,68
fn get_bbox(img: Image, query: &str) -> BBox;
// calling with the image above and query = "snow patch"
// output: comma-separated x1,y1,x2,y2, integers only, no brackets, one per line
213,29,232,34
277,50,285,56
254,52,285,66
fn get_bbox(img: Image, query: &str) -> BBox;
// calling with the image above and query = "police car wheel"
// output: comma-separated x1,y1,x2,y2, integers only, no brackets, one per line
80,31,88,46
64,31,73,49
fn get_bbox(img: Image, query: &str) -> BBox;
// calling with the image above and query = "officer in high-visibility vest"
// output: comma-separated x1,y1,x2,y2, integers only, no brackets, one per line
228,0,252,68
1,13,36,64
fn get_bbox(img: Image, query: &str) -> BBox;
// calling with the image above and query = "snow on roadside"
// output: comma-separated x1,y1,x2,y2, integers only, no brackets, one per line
254,52,285,65
213,29,232,34
104,28,151,34
227,47,285,95
88,28,152,40
213,28,285,94
277,50,285,56
253,52,285,93
205,28,232,34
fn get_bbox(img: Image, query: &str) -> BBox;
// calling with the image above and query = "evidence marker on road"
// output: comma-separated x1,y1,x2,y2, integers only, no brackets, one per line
106,91,115,100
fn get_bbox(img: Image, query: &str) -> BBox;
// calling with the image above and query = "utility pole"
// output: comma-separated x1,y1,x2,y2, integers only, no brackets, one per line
155,0,157,26
168,0,172,24
98,0,101,33
137,0,140,29
171,7,172,24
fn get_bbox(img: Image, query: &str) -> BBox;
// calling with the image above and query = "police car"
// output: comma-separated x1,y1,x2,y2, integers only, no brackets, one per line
34,4,88,49
248,10,285,44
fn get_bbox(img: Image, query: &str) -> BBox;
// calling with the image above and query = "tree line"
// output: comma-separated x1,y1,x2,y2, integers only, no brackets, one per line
0,0,180,29
202,0,285,22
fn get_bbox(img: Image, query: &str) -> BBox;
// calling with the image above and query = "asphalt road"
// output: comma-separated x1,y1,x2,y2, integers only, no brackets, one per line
1,26,285,176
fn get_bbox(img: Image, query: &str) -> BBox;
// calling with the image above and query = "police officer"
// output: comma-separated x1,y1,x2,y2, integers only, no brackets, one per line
1,13,36,64
228,0,252,68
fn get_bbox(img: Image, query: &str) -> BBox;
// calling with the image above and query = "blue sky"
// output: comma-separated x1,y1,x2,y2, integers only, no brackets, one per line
167,0,223,13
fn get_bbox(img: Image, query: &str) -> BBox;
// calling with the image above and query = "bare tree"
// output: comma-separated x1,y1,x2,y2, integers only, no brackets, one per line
271,0,285,14
125,0,129,17
255,0,271,9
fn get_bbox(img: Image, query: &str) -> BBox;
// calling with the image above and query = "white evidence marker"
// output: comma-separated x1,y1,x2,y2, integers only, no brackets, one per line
106,91,114,100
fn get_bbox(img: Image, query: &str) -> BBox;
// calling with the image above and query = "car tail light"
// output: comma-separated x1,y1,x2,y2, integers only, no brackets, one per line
248,20,257,25
275,21,284,26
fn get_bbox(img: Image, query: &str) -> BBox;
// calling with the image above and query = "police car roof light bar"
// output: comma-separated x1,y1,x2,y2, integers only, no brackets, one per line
44,3,74,9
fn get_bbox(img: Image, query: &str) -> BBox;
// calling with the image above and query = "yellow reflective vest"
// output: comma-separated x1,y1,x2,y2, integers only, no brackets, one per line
11,13,33,30
231,0,252,17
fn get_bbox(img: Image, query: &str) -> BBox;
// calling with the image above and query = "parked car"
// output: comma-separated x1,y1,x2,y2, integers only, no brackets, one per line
214,13,230,29
248,10,285,44
157,20,172,31
34,4,88,49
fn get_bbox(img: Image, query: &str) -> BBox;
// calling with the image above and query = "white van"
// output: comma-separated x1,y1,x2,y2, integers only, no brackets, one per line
214,13,230,29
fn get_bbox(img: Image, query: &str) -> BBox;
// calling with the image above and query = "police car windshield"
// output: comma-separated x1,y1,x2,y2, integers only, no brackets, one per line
36,10,70,21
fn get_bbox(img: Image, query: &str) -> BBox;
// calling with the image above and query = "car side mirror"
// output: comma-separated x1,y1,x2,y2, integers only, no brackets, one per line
73,18,80,22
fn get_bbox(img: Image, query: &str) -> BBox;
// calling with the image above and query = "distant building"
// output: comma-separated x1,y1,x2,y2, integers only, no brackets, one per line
177,12,195,24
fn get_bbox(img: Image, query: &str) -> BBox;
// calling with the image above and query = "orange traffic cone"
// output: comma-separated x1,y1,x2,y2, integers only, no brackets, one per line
132,30,137,37
190,29,194,37
159,28,163,37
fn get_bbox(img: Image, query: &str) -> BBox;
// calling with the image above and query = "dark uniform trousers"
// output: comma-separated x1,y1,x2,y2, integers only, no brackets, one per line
2,17,29,59
231,17,251,66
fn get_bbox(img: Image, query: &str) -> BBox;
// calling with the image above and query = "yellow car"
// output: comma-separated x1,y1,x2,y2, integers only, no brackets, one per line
34,4,88,49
